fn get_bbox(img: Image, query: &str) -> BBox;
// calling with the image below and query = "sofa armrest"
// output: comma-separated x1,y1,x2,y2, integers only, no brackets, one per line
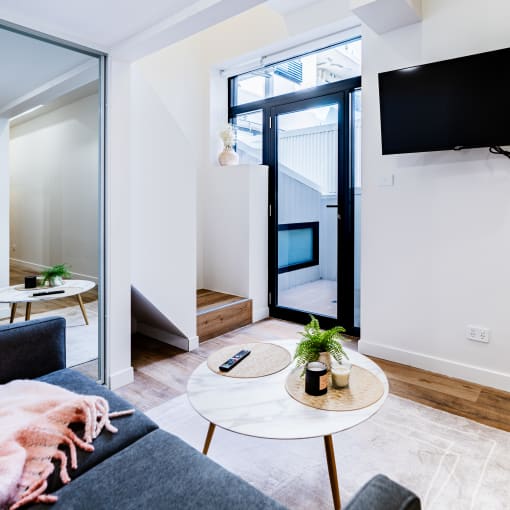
0,317,66,383
346,475,421,510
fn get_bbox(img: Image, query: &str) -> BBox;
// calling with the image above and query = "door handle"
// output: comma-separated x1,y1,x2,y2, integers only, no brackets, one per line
325,204,341,220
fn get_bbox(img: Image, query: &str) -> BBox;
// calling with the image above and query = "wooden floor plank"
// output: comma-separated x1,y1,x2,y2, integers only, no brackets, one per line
120,318,510,433
197,299,252,341
370,357,482,402
197,289,246,313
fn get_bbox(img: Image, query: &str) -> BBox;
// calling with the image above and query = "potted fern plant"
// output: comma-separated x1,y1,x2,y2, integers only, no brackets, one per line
294,315,348,372
40,264,71,287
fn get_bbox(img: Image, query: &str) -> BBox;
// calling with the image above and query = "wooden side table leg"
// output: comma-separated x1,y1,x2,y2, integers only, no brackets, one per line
10,303,17,323
76,294,89,325
202,423,216,455
324,435,341,510
25,302,32,321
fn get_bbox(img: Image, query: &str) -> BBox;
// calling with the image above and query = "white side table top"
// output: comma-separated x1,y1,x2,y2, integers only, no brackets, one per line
187,340,389,440
0,279,96,303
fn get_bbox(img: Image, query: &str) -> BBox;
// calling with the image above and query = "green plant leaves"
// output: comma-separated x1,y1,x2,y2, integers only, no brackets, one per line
294,315,348,369
40,263,72,284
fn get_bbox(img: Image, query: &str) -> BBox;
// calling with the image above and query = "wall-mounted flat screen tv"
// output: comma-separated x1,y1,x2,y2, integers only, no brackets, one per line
378,47,510,155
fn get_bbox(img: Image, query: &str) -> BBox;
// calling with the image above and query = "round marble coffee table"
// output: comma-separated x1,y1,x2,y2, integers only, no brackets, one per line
187,340,388,510
0,279,95,324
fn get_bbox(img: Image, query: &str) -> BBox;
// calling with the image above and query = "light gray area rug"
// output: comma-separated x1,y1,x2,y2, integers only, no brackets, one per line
30,301,99,367
147,394,510,510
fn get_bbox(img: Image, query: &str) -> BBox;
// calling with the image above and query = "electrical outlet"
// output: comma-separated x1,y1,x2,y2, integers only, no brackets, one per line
467,325,490,343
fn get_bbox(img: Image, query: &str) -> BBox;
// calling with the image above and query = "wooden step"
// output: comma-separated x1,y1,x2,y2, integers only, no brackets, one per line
197,289,252,342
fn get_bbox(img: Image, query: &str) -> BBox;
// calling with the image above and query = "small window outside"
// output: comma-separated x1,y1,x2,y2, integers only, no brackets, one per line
232,38,361,107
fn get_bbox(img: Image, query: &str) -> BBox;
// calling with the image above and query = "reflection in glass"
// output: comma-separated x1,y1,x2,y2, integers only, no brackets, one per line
232,110,263,164
0,26,103,381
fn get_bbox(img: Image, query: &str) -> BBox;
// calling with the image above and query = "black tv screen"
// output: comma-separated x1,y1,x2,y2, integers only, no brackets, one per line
378,47,510,155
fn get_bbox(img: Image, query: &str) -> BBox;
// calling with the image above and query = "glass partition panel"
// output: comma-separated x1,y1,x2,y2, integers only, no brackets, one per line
0,24,104,382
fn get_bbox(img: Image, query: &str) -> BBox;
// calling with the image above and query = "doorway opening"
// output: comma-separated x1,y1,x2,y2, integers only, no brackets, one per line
229,37,361,335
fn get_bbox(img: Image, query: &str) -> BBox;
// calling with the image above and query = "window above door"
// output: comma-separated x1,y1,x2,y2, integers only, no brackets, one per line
230,38,361,107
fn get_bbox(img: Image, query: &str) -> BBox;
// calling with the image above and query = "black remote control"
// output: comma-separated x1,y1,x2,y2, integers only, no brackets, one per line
219,350,251,372
32,290,66,297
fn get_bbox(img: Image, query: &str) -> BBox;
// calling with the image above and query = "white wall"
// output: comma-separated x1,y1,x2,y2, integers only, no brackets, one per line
129,58,198,342
359,0,510,390
128,5,287,343
0,119,9,318
106,58,133,389
9,94,99,280
202,165,268,322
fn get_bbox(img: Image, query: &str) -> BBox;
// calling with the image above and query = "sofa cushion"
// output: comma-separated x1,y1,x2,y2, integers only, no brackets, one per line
30,429,287,510
37,369,158,493
0,317,66,383
345,474,421,510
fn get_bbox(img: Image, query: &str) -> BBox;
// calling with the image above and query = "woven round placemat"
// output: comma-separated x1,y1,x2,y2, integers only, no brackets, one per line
285,365,384,411
207,343,292,378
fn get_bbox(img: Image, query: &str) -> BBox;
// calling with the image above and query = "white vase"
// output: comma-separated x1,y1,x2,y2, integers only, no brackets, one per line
218,146,239,166
49,276,64,287
318,352,331,371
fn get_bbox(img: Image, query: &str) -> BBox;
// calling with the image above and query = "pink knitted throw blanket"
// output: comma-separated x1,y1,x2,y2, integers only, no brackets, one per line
0,380,134,510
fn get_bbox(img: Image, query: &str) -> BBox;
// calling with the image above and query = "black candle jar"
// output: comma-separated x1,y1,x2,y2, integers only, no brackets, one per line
305,361,328,396
24,276,37,289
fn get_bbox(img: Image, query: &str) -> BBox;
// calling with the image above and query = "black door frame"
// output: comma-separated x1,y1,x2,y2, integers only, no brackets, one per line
229,77,361,335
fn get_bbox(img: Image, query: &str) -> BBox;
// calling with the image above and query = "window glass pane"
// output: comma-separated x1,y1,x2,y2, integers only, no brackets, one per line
233,38,361,106
232,110,263,164
278,226,315,270
276,103,338,319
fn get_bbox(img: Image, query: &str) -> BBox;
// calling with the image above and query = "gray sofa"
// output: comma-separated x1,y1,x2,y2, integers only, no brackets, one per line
0,317,421,510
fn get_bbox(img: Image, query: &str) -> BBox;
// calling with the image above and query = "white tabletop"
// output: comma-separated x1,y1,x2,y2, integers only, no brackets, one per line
187,340,388,440
0,279,95,303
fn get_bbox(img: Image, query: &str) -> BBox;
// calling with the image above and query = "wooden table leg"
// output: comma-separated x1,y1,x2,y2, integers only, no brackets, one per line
76,294,89,325
202,423,216,455
10,303,17,323
25,302,32,321
324,435,341,510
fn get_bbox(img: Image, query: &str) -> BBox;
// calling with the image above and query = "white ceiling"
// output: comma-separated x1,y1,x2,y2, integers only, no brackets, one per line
267,0,321,14
0,28,94,110
0,0,266,56
0,0,265,117
0,0,201,48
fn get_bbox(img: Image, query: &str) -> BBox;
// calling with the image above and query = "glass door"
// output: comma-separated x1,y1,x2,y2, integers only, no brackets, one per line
269,93,356,333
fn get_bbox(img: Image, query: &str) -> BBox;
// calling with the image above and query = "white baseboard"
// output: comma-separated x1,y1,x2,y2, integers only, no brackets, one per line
188,335,199,351
10,258,98,284
253,306,269,323
109,366,134,390
137,323,195,352
359,339,510,392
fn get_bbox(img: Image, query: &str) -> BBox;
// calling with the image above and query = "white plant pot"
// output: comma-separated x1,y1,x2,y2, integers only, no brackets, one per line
48,276,64,287
318,352,332,371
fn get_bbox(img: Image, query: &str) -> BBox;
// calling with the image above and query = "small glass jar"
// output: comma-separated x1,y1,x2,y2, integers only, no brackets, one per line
331,360,352,389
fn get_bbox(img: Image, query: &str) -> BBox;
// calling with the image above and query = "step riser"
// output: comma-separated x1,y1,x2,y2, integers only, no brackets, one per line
197,300,252,342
